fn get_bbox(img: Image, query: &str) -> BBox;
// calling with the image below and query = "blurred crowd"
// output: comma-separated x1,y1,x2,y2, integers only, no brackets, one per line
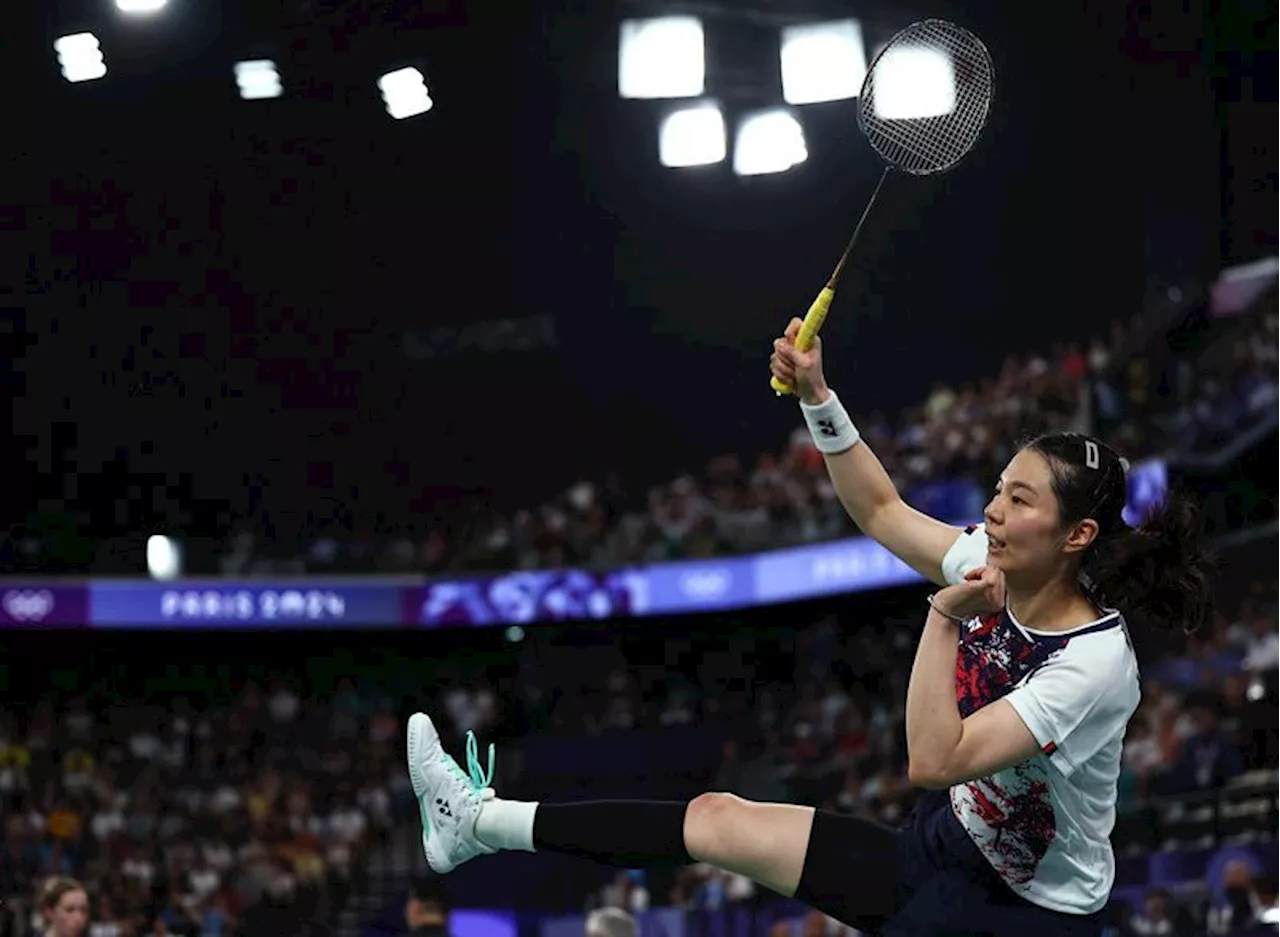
2,292,1272,580
220,330,1091,577
0,681,400,937
216,302,1277,577
1121,579,1279,805
1095,300,1278,457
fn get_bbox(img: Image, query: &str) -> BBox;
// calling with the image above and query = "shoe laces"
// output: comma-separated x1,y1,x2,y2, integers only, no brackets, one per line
444,730,494,796
464,730,494,791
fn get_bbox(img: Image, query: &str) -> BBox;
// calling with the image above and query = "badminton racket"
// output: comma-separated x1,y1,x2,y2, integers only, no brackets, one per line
771,19,995,396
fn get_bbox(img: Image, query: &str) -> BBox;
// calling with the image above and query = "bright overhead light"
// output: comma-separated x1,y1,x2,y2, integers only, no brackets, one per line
780,20,868,105
116,0,168,13
378,67,433,120
733,109,808,176
659,102,726,168
619,17,705,99
234,60,282,100
146,535,183,581
873,46,956,119
54,33,107,83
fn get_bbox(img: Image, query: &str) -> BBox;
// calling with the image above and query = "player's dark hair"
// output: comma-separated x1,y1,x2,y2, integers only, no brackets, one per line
1023,432,1214,633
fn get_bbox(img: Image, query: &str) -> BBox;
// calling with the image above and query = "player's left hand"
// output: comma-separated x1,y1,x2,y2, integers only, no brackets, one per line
934,566,1006,621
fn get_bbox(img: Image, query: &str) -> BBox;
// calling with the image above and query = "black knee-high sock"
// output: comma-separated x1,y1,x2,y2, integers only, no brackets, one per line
794,809,899,927
533,801,693,868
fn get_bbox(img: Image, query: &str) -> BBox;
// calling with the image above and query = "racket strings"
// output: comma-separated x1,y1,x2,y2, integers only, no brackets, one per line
858,19,994,176
863,80,988,172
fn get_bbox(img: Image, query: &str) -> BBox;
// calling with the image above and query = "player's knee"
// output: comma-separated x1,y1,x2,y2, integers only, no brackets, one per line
684,791,749,861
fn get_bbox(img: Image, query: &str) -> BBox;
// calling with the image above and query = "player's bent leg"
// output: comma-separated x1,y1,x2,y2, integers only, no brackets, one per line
408,711,900,925
681,792,815,897
503,792,820,894
686,797,906,926
525,793,899,926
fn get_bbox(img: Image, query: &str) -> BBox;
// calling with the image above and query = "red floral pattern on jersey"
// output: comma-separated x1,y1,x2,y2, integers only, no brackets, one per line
957,765,1058,884
951,611,1070,884
954,612,1068,717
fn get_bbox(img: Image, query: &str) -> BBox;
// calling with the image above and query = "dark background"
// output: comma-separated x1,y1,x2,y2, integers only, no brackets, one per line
1,0,1275,547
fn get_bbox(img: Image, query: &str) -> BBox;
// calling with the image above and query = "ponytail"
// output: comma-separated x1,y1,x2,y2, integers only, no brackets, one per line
1084,491,1215,633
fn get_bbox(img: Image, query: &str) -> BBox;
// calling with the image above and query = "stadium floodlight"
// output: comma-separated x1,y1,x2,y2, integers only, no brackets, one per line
618,16,704,99
235,60,282,100
54,33,107,83
780,20,868,105
873,45,956,119
146,535,182,581
116,0,168,12
733,109,807,176
378,66,433,119
658,102,725,168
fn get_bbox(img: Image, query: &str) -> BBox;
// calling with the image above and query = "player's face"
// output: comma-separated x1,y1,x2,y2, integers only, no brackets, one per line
48,889,89,937
982,449,1065,575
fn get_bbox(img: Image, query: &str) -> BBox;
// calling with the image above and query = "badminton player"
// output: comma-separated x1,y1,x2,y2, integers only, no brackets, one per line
406,318,1213,936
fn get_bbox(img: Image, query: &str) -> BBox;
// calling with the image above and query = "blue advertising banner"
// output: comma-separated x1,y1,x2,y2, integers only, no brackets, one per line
89,581,405,627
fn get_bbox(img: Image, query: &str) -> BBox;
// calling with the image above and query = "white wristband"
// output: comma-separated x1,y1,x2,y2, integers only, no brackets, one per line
800,389,861,454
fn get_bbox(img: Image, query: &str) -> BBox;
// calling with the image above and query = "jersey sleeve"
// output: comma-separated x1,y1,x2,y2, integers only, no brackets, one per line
940,524,988,585
1002,636,1138,779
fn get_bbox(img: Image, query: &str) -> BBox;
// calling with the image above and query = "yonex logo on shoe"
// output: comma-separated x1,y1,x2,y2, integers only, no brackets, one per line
436,798,452,817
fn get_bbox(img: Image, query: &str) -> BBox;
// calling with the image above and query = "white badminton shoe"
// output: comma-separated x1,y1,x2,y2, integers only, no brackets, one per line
406,712,498,873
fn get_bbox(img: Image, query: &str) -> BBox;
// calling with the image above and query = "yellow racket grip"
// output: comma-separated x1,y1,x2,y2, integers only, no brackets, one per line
770,286,835,396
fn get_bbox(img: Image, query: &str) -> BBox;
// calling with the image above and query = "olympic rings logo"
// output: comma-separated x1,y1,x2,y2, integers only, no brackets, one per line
680,570,731,599
1,589,56,622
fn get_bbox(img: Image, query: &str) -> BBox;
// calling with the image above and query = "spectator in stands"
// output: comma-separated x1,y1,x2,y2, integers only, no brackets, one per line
87,897,124,937
595,871,649,914
1164,694,1245,795
769,909,859,937
1241,613,1279,672
1129,887,1183,936
1206,861,1268,935
585,907,638,937
0,672,401,937
1252,875,1279,926
403,877,452,937
1118,718,1161,805
36,877,89,937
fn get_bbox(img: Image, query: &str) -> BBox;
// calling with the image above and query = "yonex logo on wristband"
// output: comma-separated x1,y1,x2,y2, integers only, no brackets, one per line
803,391,862,454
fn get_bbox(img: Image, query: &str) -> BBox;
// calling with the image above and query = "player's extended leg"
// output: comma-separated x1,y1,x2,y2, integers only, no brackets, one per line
408,713,898,925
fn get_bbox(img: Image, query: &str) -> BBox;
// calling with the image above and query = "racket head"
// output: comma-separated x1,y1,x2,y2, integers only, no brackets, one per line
857,19,995,176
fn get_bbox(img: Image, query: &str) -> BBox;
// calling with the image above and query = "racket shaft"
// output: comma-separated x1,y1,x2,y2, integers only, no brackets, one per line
770,286,834,395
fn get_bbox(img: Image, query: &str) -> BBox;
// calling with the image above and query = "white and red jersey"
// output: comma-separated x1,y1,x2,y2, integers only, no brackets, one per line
939,523,1141,915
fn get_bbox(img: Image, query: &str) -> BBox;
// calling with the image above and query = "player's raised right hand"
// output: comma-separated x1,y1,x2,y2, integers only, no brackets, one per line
772,317,830,405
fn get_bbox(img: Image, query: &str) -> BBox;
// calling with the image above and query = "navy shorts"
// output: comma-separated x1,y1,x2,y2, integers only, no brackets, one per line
839,792,1104,937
